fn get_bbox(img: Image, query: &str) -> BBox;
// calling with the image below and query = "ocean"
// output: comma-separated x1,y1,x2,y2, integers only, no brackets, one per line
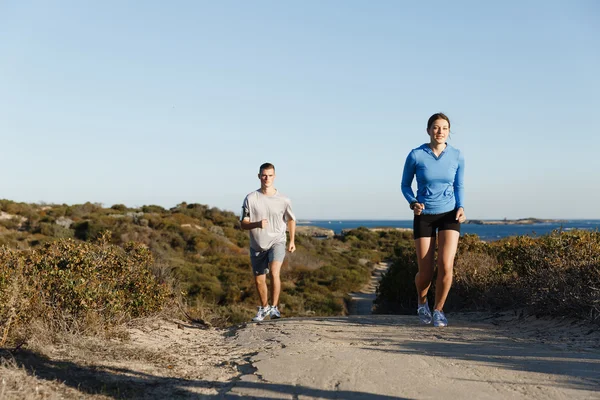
297,220,600,241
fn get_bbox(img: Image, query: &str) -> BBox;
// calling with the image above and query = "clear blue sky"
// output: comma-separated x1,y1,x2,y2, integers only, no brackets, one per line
1,1,599,220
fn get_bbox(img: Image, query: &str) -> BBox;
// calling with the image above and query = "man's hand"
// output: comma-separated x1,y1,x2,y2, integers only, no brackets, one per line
240,218,269,230
413,203,425,216
455,208,466,223
288,241,296,253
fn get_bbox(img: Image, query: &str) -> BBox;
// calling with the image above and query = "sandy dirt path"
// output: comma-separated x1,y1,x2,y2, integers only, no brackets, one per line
347,262,389,316
225,314,600,399
2,315,598,399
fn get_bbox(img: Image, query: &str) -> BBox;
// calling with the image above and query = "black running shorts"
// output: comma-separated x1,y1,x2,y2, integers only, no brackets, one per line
413,210,461,239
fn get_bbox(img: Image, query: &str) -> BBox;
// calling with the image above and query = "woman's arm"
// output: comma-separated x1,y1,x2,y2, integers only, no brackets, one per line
454,151,465,209
401,151,418,204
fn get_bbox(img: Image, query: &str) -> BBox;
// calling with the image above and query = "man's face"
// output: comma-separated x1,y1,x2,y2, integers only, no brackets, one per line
258,168,275,188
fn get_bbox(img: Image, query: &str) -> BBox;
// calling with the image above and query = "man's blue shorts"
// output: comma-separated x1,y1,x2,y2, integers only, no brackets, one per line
250,243,286,276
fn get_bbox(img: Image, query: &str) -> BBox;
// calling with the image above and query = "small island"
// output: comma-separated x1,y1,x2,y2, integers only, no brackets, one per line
464,218,565,225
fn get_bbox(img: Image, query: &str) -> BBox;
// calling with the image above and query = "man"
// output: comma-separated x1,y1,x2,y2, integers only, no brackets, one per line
240,162,296,322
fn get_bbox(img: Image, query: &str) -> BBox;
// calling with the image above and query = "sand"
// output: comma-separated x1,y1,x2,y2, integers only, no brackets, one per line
1,313,599,399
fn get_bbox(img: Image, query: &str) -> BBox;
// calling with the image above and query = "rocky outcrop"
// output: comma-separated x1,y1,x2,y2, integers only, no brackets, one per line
295,226,335,239
0,212,26,223
341,227,412,235
55,217,73,228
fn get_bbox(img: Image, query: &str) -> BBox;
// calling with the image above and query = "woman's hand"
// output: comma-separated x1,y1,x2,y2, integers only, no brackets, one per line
455,207,466,223
413,203,425,216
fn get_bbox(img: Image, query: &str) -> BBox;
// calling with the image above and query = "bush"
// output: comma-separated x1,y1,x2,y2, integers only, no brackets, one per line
493,230,600,320
374,244,419,314
375,230,600,323
0,232,172,346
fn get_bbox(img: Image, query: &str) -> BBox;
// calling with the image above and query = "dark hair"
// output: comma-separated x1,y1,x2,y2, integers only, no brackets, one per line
427,113,451,130
259,162,275,173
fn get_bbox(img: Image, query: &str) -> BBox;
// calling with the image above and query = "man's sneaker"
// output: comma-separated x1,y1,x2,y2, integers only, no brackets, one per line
252,306,271,322
269,305,281,319
433,310,448,327
417,302,432,324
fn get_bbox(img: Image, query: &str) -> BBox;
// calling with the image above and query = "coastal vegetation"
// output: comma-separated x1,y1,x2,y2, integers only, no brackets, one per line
0,233,170,346
0,199,406,346
1,197,598,348
376,229,600,324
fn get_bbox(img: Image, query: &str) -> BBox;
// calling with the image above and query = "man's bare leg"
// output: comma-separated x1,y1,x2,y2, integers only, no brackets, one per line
269,261,283,306
254,274,269,308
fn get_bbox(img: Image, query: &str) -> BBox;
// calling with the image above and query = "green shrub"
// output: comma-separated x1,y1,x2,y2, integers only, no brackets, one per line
0,232,171,345
375,230,600,323
73,220,109,241
374,244,419,314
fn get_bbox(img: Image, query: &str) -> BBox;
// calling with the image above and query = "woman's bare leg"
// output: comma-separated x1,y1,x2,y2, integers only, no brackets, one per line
433,230,460,311
415,237,436,304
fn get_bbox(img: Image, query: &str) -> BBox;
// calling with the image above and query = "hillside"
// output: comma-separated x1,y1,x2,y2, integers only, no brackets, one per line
0,199,411,325
1,199,599,399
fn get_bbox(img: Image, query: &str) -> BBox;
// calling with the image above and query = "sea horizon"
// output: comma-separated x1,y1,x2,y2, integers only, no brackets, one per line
297,219,600,241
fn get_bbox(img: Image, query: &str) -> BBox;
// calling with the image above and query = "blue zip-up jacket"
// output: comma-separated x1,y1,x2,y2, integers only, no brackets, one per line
401,143,464,215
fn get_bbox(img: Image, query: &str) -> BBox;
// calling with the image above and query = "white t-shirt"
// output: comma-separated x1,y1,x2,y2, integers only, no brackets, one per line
241,190,296,251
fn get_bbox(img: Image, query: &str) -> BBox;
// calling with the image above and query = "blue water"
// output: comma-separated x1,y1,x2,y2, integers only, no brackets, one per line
297,220,600,241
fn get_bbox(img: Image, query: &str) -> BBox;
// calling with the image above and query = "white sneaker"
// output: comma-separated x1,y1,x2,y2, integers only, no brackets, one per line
269,305,281,319
417,302,432,324
252,306,271,322
433,310,448,327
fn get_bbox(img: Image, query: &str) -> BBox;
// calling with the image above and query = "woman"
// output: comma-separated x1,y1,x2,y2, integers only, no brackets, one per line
401,113,466,327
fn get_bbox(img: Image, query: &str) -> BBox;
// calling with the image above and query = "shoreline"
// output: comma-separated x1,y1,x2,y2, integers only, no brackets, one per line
464,218,567,225
299,218,570,226
297,219,599,241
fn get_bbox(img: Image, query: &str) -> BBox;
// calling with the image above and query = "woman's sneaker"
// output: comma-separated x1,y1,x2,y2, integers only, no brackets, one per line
252,306,271,322
433,310,448,327
269,305,281,319
417,302,432,324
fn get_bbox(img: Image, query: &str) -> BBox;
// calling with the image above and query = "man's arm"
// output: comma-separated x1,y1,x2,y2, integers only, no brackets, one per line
240,196,267,230
240,218,268,230
287,219,296,252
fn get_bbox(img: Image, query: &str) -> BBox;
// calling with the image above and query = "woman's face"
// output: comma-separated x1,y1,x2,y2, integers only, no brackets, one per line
427,118,450,145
